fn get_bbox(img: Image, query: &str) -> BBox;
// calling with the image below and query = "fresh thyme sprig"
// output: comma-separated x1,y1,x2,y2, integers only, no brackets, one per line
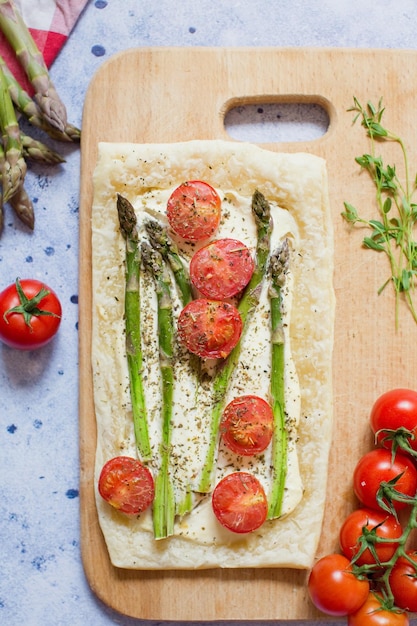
342,97,417,328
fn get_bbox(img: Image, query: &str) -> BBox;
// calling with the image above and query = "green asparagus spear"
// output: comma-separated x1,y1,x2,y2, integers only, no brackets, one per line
9,184,34,229
21,132,65,165
144,221,201,515
267,239,289,519
198,189,273,493
141,241,176,539
0,140,4,231
0,55,80,142
0,123,34,229
0,56,26,202
145,219,192,305
116,194,152,462
0,185,3,233
0,0,67,133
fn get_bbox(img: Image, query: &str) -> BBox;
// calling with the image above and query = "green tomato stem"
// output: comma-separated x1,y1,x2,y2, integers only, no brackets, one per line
3,278,59,327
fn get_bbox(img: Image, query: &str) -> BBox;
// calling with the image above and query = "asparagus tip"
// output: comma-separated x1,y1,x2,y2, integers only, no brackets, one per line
116,194,138,239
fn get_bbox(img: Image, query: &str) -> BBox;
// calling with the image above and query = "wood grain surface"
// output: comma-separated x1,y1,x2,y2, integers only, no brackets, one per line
78,47,417,621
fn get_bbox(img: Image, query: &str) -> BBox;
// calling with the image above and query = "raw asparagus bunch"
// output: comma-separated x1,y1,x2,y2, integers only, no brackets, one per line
0,0,80,231
267,239,290,519
197,189,273,493
0,123,64,231
0,54,80,143
141,241,176,539
0,0,66,132
116,195,152,462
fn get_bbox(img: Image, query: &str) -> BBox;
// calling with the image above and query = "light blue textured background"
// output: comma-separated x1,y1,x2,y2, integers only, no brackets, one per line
1,0,417,624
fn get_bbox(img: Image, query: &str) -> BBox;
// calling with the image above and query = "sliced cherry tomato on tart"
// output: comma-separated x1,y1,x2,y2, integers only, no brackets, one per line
212,471,268,533
190,238,254,299
166,180,221,241
177,298,242,359
98,456,155,515
221,395,274,455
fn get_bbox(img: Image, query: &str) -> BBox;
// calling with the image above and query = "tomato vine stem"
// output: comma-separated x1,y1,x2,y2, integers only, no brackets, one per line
352,480,417,609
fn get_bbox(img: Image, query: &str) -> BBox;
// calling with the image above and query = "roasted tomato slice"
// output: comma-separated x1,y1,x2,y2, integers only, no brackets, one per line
177,298,242,359
221,395,274,455
190,238,254,299
212,471,268,533
98,456,155,515
166,180,221,241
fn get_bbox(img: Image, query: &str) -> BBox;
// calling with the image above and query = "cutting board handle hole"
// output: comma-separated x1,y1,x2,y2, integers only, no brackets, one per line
224,100,330,143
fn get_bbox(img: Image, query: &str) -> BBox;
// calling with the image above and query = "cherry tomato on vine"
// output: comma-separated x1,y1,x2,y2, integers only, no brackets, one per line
389,551,417,612
212,471,267,533
370,388,417,454
166,180,221,241
339,507,402,566
177,298,242,359
0,278,62,350
353,448,417,512
348,592,409,626
307,553,369,616
190,238,254,299
98,456,155,515
220,395,274,456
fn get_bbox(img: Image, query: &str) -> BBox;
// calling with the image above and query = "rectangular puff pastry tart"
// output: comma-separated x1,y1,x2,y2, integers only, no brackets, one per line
90,140,335,570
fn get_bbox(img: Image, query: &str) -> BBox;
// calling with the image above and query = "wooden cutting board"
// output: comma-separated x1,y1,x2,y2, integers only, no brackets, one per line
78,47,417,621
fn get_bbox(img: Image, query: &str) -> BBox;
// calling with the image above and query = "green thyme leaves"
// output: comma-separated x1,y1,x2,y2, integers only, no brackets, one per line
342,97,417,327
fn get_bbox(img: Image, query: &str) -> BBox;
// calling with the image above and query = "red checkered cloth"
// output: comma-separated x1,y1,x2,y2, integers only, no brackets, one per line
0,0,89,92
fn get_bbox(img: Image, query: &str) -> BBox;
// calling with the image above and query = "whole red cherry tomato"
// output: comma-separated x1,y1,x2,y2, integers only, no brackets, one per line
308,553,369,616
348,592,409,626
370,388,417,454
353,448,417,512
339,507,402,566
0,278,62,350
389,551,417,612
